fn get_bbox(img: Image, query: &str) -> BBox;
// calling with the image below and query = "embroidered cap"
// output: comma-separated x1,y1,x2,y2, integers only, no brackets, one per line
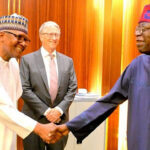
0,13,28,34
139,4,150,23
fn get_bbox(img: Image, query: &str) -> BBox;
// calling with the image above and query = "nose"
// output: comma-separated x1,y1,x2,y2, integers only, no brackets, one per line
19,40,28,48
135,27,142,36
135,30,142,36
52,35,57,40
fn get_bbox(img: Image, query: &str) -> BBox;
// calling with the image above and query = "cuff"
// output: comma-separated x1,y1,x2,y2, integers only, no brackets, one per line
44,108,51,116
55,106,63,115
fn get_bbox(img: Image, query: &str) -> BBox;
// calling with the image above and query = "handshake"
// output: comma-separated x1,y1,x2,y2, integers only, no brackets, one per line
34,123,69,144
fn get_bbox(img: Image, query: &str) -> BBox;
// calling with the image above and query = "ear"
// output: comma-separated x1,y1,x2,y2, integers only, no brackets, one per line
0,32,4,36
39,34,43,42
0,32,5,42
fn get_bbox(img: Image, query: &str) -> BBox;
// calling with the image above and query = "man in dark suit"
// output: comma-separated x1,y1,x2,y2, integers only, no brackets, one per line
20,21,77,150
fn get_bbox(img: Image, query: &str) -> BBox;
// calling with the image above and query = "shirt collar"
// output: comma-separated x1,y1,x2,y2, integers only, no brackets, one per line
0,57,9,64
41,46,56,58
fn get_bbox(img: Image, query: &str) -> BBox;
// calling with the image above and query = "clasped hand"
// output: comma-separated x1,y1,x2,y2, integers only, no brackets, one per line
34,123,69,144
46,108,61,123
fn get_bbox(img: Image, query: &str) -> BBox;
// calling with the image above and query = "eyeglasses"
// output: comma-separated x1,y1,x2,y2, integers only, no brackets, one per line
41,33,60,38
4,31,30,44
135,25,150,35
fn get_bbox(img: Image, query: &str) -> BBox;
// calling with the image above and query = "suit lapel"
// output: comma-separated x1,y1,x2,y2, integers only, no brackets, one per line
34,51,63,103
34,50,49,93
56,52,63,90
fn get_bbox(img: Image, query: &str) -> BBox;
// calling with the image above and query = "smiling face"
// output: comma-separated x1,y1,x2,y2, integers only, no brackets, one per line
135,22,150,54
0,30,29,61
39,25,60,53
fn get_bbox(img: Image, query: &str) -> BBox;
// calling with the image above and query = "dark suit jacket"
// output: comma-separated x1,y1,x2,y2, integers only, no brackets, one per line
20,49,77,124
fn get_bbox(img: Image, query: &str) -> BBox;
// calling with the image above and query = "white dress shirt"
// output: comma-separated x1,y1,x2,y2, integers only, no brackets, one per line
0,57,37,150
41,47,63,115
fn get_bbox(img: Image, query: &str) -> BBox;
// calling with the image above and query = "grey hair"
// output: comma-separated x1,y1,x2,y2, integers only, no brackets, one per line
39,21,61,34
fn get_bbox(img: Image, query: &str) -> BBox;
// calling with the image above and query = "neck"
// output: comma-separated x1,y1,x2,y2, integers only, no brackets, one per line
0,49,10,61
42,46,55,54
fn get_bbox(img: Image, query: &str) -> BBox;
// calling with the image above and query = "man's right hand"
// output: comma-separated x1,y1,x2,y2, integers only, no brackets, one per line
33,122,62,144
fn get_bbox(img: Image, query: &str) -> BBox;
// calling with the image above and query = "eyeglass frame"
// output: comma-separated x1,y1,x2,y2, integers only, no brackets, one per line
135,23,150,35
40,32,60,38
3,31,30,44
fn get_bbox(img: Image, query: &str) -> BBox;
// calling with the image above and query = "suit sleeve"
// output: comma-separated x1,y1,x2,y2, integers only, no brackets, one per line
57,59,77,113
20,57,49,119
0,85,37,139
66,65,132,143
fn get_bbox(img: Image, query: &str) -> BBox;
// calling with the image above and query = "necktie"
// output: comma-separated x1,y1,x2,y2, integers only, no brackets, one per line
49,54,58,103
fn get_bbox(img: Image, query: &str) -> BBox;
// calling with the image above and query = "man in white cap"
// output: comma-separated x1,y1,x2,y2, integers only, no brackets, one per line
0,13,59,150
